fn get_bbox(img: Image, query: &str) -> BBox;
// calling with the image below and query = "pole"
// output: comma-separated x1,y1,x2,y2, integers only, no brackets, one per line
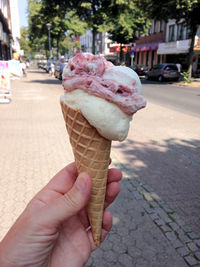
46,23,52,59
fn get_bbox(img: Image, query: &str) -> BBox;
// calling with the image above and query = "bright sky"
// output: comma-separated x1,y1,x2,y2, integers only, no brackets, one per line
18,0,28,27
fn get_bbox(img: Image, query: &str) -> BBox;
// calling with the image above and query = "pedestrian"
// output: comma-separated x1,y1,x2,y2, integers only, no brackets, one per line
0,162,121,267
20,60,27,77
51,62,55,77
176,63,182,73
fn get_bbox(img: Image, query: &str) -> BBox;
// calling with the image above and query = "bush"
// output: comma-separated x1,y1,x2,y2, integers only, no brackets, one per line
180,72,194,83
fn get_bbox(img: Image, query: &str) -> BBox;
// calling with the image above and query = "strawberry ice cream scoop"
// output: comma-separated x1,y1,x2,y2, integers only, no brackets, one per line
62,53,146,115
61,53,146,141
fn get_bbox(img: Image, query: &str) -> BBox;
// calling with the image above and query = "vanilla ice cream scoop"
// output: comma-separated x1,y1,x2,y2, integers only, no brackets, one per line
61,53,146,141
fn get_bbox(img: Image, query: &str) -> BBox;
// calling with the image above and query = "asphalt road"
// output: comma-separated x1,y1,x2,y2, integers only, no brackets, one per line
141,79,200,118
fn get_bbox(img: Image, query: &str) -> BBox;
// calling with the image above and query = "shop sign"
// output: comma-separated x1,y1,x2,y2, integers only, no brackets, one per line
0,61,10,91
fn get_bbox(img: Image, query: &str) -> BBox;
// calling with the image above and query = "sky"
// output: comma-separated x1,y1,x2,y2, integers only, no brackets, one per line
18,0,28,27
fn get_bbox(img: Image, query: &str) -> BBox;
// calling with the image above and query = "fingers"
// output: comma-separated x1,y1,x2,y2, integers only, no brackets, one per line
36,172,92,229
104,182,120,209
32,163,78,206
88,210,112,250
104,168,122,209
107,168,122,183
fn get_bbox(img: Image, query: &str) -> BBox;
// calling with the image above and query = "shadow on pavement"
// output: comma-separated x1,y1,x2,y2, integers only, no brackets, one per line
112,137,200,234
140,77,178,85
25,79,62,85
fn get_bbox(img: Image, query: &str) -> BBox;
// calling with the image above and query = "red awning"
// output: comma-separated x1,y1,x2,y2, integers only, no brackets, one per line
135,42,159,52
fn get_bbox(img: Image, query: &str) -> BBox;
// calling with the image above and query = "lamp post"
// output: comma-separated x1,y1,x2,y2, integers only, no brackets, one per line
46,23,52,59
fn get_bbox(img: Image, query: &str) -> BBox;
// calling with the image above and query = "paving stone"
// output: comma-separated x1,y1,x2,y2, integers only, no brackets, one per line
118,254,134,266
187,242,199,252
194,251,200,261
169,222,180,232
195,239,200,248
177,247,190,257
177,229,191,243
150,200,160,208
184,255,199,266
165,231,177,241
160,224,172,233
171,239,184,249
142,184,153,192
187,232,199,240
133,191,143,200
103,250,118,263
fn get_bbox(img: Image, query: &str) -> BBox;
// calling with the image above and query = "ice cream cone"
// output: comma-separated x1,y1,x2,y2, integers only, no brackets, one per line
60,100,111,246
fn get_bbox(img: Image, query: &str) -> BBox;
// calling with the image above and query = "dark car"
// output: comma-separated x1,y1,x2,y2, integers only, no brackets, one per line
55,61,68,80
146,63,180,82
130,65,149,76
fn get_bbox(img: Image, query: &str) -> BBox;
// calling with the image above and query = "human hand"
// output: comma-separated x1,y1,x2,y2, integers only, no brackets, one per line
0,162,122,267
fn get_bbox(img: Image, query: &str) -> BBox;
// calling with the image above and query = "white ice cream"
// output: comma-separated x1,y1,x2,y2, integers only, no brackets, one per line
61,89,132,141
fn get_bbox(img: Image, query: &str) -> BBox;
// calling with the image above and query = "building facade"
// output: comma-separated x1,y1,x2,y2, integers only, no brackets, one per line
134,20,166,68
134,19,200,75
80,30,121,64
0,0,12,60
157,19,200,74
10,0,20,57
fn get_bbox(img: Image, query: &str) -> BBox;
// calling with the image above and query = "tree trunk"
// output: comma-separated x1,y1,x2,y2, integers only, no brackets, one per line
57,37,60,58
92,28,97,54
187,24,197,79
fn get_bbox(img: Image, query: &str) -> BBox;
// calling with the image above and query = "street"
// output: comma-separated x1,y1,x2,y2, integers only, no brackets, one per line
0,68,200,266
142,79,200,117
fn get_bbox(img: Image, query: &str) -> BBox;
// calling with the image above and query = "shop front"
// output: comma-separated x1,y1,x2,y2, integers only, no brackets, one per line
134,42,163,68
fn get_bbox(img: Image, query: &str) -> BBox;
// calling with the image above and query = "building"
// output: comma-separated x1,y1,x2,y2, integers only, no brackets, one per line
157,19,200,74
0,0,12,60
10,0,20,58
134,20,166,68
134,19,200,75
80,30,121,64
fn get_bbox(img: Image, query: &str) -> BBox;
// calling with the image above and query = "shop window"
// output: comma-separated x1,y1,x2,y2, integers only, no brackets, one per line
169,25,175,41
177,23,184,40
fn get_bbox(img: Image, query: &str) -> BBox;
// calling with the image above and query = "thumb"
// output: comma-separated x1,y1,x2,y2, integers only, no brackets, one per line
39,172,92,227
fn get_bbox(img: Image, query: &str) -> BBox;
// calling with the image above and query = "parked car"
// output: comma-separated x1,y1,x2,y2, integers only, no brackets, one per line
130,65,149,76
55,61,68,80
146,64,180,82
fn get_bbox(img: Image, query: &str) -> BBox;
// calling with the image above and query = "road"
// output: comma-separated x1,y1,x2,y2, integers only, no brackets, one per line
141,79,200,118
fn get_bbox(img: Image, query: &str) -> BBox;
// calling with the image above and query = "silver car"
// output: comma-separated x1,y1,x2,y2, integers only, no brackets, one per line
146,64,180,82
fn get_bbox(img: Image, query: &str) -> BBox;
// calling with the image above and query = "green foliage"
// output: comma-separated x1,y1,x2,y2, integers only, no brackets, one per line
20,27,31,53
107,1,151,44
180,71,194,83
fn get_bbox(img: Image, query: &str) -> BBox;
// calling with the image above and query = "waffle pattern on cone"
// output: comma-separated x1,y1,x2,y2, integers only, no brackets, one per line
60,101,111,246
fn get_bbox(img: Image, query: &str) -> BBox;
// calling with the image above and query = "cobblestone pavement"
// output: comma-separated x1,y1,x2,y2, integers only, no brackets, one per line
0,69,199,266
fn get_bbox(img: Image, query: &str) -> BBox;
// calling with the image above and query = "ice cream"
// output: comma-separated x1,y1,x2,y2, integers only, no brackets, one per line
60,52,146,246
61,53,146,141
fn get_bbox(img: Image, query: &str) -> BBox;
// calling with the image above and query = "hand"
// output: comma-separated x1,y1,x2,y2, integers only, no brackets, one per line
0,162,122,267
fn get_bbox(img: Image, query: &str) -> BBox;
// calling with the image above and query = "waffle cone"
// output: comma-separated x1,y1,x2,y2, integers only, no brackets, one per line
60,101,111,246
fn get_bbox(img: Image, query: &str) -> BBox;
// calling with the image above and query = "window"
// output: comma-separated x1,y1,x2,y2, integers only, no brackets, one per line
177,23,184,40
169,25,175,41
160,21,164,32
186,27,192,39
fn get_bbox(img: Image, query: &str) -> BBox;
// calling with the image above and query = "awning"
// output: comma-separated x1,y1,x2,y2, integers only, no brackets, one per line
135,42,159,52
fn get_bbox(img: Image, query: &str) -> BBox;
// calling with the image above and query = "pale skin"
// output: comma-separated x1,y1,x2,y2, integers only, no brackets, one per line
0,162,122,267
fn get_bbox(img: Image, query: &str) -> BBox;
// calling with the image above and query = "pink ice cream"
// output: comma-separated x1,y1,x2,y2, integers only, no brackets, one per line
62,53,146,115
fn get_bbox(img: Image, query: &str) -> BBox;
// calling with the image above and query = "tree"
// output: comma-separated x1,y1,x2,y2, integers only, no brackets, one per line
20,27,32,57
27,1,86,58
107,0,151,63
137,0,200,78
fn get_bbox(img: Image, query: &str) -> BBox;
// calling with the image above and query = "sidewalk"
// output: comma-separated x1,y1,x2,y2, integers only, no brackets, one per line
174,77,200,88
0,69,199,267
